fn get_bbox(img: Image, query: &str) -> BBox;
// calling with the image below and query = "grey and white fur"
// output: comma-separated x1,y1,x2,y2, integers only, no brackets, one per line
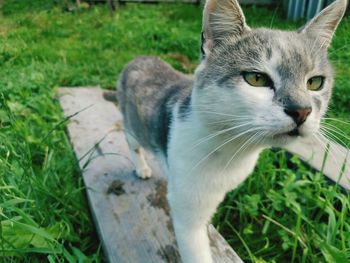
117,0,348,262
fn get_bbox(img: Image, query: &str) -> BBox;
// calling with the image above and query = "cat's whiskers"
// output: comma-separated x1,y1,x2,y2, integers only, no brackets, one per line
190,122,252,151
207,117,251,125
313,132,336,163
316,132,350,182
219,130,266,176
320,123,350,147
321,122,350,140
322,117,350,127
320,120,350,151
207,117,252,124
319,129,350,171
319,131,348,166
314,132,343,171
192,109,248,118
188,127,262,175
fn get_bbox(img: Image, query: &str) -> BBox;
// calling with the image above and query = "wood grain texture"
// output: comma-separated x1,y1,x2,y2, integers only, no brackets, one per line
57,87,243,263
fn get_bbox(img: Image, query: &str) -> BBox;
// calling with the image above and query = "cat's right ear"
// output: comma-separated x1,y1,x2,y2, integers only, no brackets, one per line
300,0,348,49
201,0,250,59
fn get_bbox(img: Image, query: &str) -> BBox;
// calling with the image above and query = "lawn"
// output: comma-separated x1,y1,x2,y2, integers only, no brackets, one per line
0,1,349,262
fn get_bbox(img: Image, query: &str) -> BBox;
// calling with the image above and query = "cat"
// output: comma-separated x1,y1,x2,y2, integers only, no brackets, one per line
117,0,348,262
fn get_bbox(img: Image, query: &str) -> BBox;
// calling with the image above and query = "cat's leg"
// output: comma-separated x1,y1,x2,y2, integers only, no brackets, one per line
125,131,152,179
167,174,226,263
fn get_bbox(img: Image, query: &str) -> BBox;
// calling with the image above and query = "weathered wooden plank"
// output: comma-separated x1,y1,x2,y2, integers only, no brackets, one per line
57,87,243,263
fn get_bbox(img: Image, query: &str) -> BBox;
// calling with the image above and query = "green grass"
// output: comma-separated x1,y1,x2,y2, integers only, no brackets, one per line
0,1,349,262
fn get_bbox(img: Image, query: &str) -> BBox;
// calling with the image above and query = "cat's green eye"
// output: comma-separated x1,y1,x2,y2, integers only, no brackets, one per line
243,72,272,87
307,76,324,91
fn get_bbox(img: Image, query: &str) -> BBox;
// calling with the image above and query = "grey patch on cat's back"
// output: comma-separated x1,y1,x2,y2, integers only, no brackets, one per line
178,94,191,120
157,86,178,156
117,56,194,157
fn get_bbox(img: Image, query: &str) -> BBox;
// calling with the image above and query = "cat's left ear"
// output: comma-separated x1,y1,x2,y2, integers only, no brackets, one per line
201,0,250,59
300,0,348,49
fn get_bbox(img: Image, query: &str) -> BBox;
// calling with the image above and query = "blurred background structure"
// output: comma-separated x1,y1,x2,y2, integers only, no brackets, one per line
286,0,341,21
78,0,349,21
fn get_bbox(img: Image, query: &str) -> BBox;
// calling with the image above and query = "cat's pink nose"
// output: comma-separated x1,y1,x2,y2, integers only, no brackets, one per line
284,107,312,126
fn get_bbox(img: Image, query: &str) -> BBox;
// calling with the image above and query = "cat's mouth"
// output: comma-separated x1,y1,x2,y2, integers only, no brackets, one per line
287,128,300,137
272,128,301,140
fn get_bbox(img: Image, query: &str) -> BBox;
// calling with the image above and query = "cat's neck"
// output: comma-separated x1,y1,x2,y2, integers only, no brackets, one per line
170,93,266,175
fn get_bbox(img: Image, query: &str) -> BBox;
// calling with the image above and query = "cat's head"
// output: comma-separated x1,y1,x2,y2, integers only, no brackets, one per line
193,0,348,146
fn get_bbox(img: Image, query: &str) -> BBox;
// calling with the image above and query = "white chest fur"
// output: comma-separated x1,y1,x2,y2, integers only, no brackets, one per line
166,111,264,263
168,111,263,189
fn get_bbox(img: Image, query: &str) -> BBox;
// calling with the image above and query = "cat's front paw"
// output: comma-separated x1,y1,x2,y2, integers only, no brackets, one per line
136,166,153,179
